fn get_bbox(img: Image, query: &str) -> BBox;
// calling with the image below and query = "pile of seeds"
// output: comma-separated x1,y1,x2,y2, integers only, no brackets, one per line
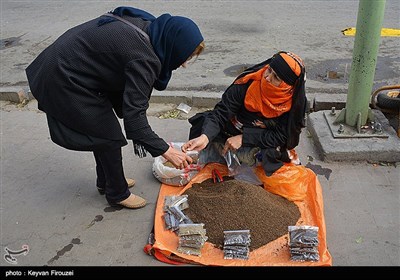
183,177,301,251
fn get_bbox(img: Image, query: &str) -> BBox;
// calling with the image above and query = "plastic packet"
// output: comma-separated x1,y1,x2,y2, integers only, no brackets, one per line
223,150,241,176
288,225,320,262
223,230,251,260
177,223,207,256
233,164,263,185
224,151,262,185
177,246,202,256
223,229,251,246
288,225,319,247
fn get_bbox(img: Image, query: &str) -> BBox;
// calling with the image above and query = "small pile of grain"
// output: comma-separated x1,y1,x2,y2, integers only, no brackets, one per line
183,177,300,251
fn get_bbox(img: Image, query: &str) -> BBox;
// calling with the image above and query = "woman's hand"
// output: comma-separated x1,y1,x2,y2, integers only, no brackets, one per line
162,146,193,170
181,134,209,152
222,134,243,155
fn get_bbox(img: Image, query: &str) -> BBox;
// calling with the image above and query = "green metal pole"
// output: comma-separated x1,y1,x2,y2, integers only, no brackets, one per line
345,0,386,126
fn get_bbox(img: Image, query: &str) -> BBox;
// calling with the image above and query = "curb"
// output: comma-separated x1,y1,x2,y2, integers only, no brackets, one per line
0,87,224,108
1,86,349,111
0,87,33,103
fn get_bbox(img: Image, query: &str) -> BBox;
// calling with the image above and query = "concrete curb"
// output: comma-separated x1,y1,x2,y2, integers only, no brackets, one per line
1,87,347,111
0,86,33,103
0,86,226,108
150,90,223,108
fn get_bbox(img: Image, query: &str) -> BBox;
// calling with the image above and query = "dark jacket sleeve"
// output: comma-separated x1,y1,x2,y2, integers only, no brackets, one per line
201,82,289,150
242,114,289,149
202,84,247,141
122,58,170,157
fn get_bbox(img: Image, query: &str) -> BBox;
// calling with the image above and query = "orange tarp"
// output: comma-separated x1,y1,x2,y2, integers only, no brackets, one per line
147,163,332,266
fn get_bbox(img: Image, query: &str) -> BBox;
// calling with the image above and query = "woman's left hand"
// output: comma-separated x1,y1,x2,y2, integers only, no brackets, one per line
222,135,243,155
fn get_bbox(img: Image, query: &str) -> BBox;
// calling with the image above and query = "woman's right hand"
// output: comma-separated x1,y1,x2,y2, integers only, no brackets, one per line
162,146,193,170
181,134,209,152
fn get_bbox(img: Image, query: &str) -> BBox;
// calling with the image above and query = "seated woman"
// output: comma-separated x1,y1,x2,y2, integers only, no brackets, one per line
182,51,307,177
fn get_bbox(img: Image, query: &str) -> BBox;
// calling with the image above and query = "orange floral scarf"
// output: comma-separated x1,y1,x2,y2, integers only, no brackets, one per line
235,65,294,118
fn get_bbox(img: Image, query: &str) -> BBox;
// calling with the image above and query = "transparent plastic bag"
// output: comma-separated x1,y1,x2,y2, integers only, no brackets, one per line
197,142,262,185
288,225,320,262
224,151,262,185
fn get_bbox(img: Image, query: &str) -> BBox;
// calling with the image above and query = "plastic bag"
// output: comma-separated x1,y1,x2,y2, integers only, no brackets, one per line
224,150,262,185
288,225,320,262
152,142,202,187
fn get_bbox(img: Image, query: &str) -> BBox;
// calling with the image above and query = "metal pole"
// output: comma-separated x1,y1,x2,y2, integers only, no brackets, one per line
344,0,386,127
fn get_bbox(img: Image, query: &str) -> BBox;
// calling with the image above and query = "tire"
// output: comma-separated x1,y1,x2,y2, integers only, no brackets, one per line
376,91,400,109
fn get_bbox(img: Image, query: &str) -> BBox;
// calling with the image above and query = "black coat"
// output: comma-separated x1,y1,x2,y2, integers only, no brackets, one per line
188,82,292,176
26,15,170,156
190,82,289,147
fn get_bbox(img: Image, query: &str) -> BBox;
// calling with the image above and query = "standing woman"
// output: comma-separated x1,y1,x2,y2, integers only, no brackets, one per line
26,7,205,209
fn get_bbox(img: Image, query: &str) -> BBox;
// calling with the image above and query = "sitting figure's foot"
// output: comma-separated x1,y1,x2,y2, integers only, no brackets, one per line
97,178,135,195
112,193,146,209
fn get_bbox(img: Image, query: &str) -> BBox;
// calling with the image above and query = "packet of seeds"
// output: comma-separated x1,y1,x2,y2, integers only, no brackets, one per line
223,230,251,260
288,225,320,262
290,246,319,254
178,223,207,236
168,205,192,224
179,235,207,248
163,195,189,211
179,234,208,244
288,225,319,247
177,246,202,256
223,230,251,246
290,251,320,262
163,212,180,231
224,253,249,260
224,245,249,260
177,223,207,256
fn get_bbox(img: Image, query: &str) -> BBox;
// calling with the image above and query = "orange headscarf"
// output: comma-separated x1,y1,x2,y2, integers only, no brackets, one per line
235,52,303,119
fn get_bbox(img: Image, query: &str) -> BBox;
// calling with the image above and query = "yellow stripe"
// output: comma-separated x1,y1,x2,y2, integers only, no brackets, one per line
342,27,400,36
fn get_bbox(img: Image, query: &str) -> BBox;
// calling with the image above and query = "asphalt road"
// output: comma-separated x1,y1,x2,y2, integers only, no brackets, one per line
1,0,399,270
1,0,399,94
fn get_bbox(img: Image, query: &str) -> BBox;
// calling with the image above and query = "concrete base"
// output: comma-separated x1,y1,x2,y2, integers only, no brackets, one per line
307,110,400,162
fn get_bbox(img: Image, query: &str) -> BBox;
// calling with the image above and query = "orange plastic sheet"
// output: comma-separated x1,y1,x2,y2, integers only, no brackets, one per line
145,163,332,266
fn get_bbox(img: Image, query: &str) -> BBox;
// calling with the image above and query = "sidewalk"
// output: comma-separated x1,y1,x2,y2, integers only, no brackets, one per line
1,99,399,267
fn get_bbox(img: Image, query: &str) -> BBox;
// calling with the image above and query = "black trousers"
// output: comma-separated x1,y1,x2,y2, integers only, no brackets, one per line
94,147,130,204
46,114,130,203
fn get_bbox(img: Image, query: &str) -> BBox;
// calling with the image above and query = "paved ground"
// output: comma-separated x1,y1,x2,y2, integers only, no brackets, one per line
0,0,399,272
1,99,399,269
1,0,399,94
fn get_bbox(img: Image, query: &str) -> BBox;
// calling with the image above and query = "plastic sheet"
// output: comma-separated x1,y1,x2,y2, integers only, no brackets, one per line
145,163,332,266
